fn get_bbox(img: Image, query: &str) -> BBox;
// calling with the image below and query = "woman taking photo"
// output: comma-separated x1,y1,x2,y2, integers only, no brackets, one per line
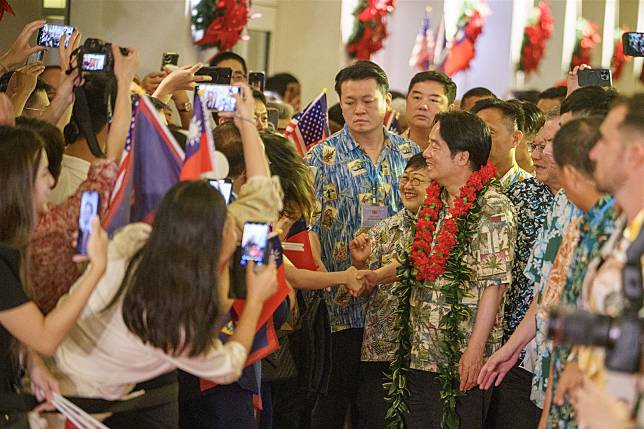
0,126,108,428
39,84,284,429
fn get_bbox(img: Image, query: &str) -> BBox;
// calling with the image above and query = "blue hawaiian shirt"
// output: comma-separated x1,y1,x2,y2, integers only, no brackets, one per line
502,177,554,343
305,125,420,332
527,190,583,408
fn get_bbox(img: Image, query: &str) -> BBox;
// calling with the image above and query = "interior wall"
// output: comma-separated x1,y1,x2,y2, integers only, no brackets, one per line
0,0,42,58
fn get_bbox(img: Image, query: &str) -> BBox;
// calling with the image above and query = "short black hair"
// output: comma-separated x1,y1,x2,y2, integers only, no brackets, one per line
15,116,65,181
539,86,567,101
614,93,644,136
334,60,389,98
63,74,117,145
252,89,267,106
405,153,427,171
213,122,244,179
434,111,491,171
461,87,496,107
266,73,299,98
0,71,52,94
560,86,619,118
328,102,345,127
471,98,525,132
511,90,540,104
553,116,602,177
209,51,248,75
407,71,457,105
513,100,545,136
390,90,406,100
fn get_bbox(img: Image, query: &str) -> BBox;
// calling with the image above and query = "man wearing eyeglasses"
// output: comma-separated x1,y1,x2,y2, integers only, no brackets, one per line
471,100,558,428
209,51,248,83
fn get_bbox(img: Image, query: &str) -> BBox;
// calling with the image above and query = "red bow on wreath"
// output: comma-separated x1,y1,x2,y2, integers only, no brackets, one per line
196,0,250,52
0,0,14,22
518,1,554,75
346,0,396,60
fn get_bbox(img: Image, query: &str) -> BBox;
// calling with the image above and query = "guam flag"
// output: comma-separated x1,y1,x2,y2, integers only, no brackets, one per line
103,96,184,235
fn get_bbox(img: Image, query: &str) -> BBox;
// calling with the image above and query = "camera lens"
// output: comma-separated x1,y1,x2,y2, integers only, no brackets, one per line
601,71,609,80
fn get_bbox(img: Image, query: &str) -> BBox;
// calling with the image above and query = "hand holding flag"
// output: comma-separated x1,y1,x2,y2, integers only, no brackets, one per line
283,90,330,157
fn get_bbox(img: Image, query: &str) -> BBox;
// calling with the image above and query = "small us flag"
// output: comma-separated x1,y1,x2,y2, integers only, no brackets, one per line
284,90,330,157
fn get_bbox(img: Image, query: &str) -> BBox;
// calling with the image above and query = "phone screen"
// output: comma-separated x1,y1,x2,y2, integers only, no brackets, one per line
249,72,266,92
240,222,271,266
161,52,179,70
623,32,644,57
77,191,100,255
200,84,240,112
27,51,44,64
207,179,233,204
82,53,107,72
37,24,75,48
267,108,279,130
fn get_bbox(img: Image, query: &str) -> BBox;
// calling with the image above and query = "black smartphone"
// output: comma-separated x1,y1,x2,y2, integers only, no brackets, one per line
76,191,100,255
622,32,644,57
195,67,232,85
200,83,240,112
240,222,271,267
248,71,266,92
27,51,44,64
207,178,233,204
160,52,179,70
36,24,75,48
267,107,279,130
578,68,612,87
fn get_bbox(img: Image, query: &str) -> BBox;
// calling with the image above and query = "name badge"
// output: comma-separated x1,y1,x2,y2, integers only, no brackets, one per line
361,204,388,228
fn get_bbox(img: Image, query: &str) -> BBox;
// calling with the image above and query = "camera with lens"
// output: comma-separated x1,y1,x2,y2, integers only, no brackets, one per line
547,309,643,373
547,229,644,374
76,38,129,74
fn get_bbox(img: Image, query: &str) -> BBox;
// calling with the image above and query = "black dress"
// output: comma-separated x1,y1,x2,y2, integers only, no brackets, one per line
0,244,29,428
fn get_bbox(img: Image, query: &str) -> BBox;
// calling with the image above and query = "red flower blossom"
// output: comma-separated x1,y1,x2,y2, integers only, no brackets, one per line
410,162,497,281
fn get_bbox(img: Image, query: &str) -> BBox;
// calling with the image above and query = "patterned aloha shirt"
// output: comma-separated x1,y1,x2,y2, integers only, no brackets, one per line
548,195,617,429
528,190,582,408
361,208,416,362
306,125,420,332
502,177,554,343
409,185,517,372
499,162,533,190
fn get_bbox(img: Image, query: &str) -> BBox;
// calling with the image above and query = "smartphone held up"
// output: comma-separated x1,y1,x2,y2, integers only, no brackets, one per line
76,191,100,256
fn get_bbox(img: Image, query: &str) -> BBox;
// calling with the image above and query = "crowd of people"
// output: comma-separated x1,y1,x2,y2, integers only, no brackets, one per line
0,19,643,429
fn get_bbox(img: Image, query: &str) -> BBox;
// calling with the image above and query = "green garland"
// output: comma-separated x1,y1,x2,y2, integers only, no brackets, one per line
384,254,415,428
385,181,495,429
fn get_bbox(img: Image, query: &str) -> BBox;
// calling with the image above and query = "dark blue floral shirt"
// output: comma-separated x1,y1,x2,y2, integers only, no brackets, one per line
502,177,555,342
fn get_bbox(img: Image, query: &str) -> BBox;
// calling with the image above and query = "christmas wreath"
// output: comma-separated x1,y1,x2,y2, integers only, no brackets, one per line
518,1,554,75
191,0,251,51
611,29,629,81
346,0,396,60
570,18,601,69
386,162,498,429
443,0,490,77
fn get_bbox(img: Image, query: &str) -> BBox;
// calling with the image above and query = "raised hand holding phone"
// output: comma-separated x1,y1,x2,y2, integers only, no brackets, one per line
0,20,46,70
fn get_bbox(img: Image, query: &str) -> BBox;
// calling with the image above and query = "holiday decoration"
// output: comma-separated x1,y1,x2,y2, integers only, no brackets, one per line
443,0,490,77
518,1,554,75
387,162,498,429
0,0,14,22
346,0,396,60
611,29,629,81
191,0,251,51
570,18,601,69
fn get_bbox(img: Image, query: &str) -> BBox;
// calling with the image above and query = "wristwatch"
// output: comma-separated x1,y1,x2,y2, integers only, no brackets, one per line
176,101,192,112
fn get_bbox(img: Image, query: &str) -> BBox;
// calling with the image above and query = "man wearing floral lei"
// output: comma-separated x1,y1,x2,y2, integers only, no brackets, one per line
393,111,517,429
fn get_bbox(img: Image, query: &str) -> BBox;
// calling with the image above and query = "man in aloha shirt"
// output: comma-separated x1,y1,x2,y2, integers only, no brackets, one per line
347,154,430,429
400,71,456,151
549,95,644,429
305,60,420,428
405,111,516,429
472,99,554,427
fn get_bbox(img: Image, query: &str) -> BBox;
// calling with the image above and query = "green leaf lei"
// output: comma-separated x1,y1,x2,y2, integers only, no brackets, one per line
385,179,496,429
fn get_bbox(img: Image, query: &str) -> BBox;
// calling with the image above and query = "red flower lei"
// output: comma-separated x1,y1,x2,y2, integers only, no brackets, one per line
410,162,497,282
